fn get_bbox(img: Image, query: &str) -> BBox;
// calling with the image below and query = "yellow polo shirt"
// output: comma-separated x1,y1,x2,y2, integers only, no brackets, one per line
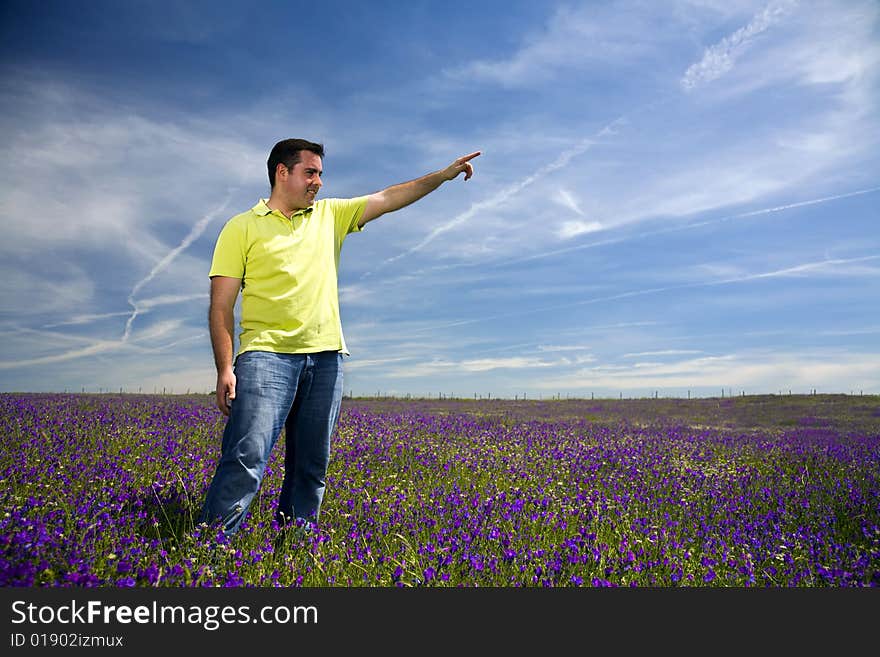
209,197,367,356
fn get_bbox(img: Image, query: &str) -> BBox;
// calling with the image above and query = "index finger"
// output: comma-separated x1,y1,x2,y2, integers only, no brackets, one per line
458,151,481,163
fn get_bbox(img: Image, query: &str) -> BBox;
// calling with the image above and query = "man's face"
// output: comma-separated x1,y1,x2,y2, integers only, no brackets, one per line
280,151,323,209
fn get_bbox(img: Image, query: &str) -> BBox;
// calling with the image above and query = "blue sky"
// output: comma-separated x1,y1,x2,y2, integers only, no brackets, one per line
1,0,878,398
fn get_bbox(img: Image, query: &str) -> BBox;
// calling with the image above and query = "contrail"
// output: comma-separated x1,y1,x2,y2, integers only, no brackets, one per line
491,185,880,267
681,0,798,90
0,340,123,369
405,253,880,335
360,118,627,279
725,186,880,220
711,254,880,283
122,192,233,341
359,184,880,284
359,3,800,281
1,194,235,370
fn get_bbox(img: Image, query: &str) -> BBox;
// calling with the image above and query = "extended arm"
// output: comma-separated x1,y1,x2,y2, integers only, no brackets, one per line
359,151,481,227
209,275,242,415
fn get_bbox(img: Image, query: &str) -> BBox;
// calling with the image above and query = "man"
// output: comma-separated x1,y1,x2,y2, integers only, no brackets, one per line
198,138,480,535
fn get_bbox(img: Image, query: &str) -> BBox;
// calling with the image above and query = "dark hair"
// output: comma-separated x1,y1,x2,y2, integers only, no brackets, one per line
267,138,325,188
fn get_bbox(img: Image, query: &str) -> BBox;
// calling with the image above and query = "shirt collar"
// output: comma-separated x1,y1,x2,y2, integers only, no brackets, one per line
252,199,314,218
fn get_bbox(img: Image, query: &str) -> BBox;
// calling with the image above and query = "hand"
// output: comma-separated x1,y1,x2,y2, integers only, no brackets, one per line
216,370,236,416
442,151,481,181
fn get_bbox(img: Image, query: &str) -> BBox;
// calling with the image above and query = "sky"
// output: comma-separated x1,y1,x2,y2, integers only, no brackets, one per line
0,0,878,399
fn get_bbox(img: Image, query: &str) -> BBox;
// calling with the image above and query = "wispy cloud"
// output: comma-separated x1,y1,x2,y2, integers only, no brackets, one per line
135,293,209,310
489,186,880,268
623,349,704,358
534,349,880,393
552,188,585,216
0,340,124,370
710,254,880,284
537,344,593,353
43,312,132,329
681,0,798,90
2,2,877,396
0,310,199,372
446,3,676,88
385,354,586,378
401,253,880,336
364,119,625,276
0,78,260,253
556,220,603,240
123,195,232,341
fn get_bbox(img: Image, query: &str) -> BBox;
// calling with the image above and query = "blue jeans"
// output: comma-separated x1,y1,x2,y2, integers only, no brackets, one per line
198,350,344,534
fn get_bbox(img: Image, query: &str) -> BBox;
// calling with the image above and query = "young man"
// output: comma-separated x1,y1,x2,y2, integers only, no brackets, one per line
198,138,480,535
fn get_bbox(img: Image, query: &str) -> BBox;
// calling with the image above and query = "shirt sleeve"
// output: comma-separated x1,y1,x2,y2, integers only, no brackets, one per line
328,196,369,236
208,219,246,279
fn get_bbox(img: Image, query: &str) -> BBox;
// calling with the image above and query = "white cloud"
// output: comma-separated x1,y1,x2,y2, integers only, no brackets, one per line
0,339,124,370
446,4,674,87
552,188,585,216
365,117,629,275
135,293,208,311
43,312,132,328
374,5,877,272
338,1,880,283
0,265,95,316
537,344,592,353
339,283,379,307
356,253,880,348
534,350,880,393
384,354,585,378
369,134,603,273
710,255,880,284
556,220,603,240
681,0,798,90
341,356,414,371
123,197,231,341
0,75,263,256
623,349,704,358
2,3,877,398
128,319,187,344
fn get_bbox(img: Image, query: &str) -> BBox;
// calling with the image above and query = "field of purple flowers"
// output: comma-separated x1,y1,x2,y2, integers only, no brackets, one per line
1,393,878,587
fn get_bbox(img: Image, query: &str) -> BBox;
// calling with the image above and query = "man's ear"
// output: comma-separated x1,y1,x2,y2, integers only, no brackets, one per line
276,162,289,180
